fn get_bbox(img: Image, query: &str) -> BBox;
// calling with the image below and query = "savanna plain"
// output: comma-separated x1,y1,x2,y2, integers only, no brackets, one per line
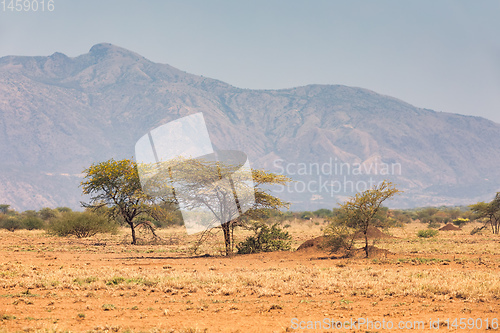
1,220,499,333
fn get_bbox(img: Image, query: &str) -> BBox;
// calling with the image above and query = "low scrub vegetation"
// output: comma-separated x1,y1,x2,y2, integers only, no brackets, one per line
0,215,498,331
47,211,118,238
0,214,45,232
0,216,24,232
237,222,291,254
417,229,439,238
452,218,470,227
0,205,74,232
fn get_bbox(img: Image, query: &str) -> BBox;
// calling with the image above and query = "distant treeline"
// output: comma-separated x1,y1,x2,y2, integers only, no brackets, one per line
213,206,474,229
0,203,477,234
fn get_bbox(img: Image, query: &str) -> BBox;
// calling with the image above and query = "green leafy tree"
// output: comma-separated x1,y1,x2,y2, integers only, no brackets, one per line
38,207,59,220
446,208,462,220
82,157,290,252
23,210,38,218
470,193,500,234
416,207,439,223
0,204,10,214
22,215,45,230
391,209,412,224
324,180,400,257
0,216,23,232
81,159,168,244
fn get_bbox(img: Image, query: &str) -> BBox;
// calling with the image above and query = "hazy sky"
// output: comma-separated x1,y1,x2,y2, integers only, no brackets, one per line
1,0,499,123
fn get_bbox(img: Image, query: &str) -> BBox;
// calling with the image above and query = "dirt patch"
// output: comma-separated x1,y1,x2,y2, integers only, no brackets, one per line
297,226,392,251
439,223,461,231
296,235,327,251
354,225,394,239
1,226,499,333
349,245,394,258
297,235,393,259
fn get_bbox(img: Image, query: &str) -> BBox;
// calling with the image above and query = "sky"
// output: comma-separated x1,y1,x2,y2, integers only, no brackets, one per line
1,0,499,123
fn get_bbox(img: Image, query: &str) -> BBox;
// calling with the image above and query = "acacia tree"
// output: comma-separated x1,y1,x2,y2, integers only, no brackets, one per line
82,157,291,253
80,159,169,245
197,167,291,256
470,193,500,234
145,156,291,255
325,180,400,257
0,204,10,214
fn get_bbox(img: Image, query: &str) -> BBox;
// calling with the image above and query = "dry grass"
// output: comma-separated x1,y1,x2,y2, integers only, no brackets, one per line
376,221,500,256
1,220,499,332
1,256,499,302
2,221,500,303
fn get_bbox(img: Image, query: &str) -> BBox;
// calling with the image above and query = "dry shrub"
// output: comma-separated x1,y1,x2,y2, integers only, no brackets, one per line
47,211,118,238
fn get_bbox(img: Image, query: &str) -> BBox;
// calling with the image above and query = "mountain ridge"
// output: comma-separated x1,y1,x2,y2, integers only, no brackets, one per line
1,43,499,211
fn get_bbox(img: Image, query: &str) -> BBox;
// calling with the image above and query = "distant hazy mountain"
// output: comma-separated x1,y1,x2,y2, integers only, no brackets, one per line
1,43,499,211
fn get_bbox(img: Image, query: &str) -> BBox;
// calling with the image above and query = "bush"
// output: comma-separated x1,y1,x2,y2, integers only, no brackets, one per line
237,223,291,254
313,208,333,218
427,221,441,229
0,216,23,232
323,223,356,254
38,207,58,220
0,204,10,214
55,207,72,213
22,216,45,230
48,211,118,238
149,209,183,228
300,211,314,220
417,229,438,238
452,218,469,227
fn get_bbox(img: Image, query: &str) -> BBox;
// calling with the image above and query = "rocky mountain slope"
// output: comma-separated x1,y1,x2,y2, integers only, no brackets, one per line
1,43,499,210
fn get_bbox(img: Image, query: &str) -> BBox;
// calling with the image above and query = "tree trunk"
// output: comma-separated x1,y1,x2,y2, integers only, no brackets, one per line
230,221,235,253
364,230,369,258
222,222,231,256
129,222,137,245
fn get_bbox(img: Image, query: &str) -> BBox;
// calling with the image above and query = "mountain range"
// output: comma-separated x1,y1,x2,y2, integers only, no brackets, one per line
1,43,499,211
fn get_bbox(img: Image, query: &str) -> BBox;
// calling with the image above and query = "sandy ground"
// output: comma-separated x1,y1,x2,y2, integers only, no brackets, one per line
0,222,499,332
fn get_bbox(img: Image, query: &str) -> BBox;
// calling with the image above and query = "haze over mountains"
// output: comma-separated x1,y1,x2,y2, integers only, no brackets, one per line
1,43,499,211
